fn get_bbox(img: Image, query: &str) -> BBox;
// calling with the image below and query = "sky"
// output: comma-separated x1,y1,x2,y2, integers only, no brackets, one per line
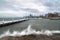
0,0,60,17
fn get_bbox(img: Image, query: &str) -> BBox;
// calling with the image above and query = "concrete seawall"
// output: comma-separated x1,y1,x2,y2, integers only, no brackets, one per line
0,19,29,27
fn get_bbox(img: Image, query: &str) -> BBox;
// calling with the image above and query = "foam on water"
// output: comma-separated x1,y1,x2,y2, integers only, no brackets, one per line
0,25,60,38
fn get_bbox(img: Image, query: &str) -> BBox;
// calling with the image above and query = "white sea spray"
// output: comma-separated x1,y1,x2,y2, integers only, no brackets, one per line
0,24,60,38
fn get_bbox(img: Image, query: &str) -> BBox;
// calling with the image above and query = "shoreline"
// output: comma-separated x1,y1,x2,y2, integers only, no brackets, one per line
42,17,60,20
0,34,60,40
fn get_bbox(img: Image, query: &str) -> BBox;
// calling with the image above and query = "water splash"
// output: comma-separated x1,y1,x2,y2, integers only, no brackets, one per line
0,24,60,38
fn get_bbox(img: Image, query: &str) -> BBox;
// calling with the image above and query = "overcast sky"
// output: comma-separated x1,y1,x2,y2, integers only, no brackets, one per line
0,0,60,17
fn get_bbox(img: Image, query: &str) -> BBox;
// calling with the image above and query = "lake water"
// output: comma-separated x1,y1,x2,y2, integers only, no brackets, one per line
0,18,60,34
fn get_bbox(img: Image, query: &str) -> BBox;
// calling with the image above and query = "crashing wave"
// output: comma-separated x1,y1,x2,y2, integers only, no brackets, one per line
0,25,60,38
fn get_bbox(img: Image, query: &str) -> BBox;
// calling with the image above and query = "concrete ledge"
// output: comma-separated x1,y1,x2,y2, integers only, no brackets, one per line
0,19,29,27
0,34,60,40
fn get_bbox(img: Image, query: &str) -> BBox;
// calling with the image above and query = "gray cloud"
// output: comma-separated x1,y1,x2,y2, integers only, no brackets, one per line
38,0,60,12
0,0,60,17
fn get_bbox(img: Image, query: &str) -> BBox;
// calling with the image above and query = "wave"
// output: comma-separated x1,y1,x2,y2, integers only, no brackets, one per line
0,25,60,38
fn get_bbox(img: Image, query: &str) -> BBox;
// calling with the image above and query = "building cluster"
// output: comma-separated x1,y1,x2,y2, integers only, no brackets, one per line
45,12,60,18
24,12,60,19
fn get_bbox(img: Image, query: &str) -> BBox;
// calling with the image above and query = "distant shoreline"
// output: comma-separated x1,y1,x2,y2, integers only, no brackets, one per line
42,17,60,20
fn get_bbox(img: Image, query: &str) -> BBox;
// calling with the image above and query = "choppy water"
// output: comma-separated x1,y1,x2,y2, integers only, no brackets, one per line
0,24,60,38
0,18,60,35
